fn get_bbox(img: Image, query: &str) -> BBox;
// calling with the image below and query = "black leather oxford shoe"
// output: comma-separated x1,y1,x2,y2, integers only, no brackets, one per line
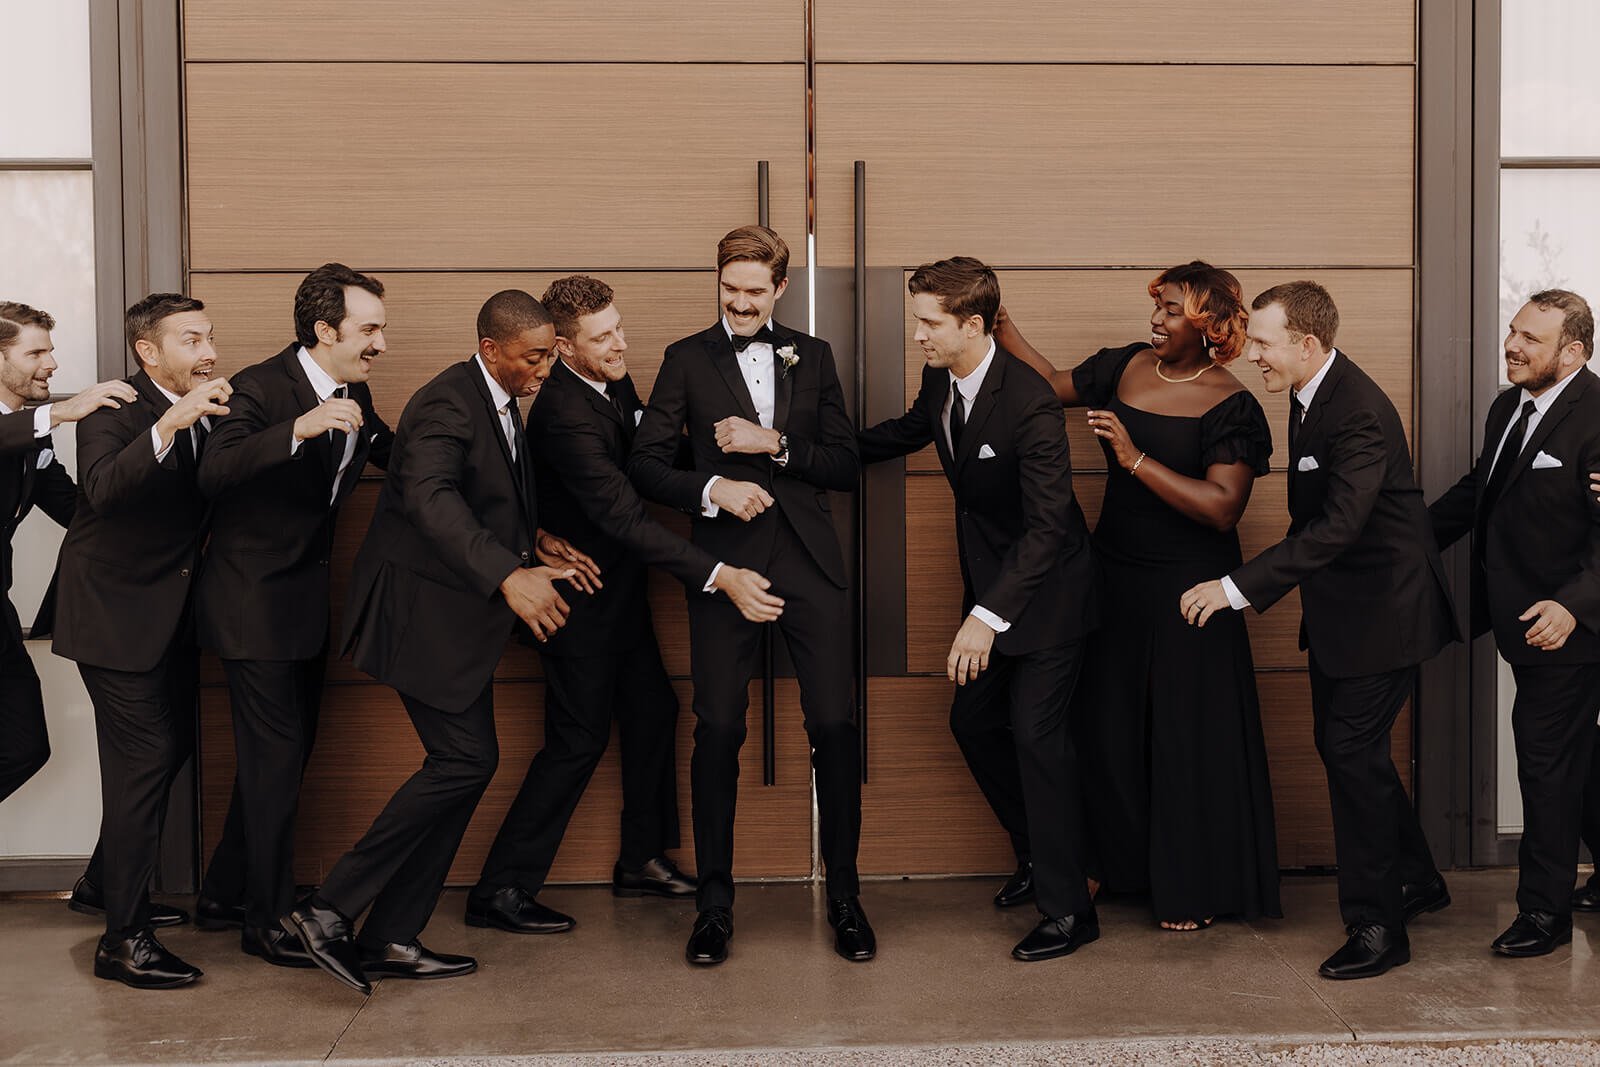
685,907,733,966
1492,910,1572,957
1572,882,1600,912
69,876,188,928
242,924,316,968
194,895,246,931
358,940,477,980
993,861,1035,908
827,896,877,962
612,855,697,898
464,885,576,934
1011,909,1099,962
1400,875,1451,924
93,929,202,989
282,897,370,995
1319,923,1410,979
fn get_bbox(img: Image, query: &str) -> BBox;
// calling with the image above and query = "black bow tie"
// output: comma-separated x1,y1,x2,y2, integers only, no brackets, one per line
730,326,776,353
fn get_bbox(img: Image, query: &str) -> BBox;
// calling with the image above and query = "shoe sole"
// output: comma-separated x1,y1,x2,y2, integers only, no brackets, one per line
686,951,728,966
1492,937,1571,958
281,915,372,995
69,899,187,928
1318,949,1411,979
362,963,479,980
93,962,200,989
1012,927,1100,962
463,912,574,934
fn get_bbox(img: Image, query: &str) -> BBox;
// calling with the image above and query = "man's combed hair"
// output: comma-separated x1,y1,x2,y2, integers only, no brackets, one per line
0,301,56,353
1252,280,1340,350
1147,261,1249,364
293,263,385,348
476,289,552,346
717,225,790,285
541,275,615,340
125,293,205,355
907,256,1001,333
1529,288,1595,357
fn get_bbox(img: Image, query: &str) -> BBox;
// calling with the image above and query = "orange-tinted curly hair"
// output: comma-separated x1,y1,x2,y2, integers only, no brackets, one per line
1146,261,1248,364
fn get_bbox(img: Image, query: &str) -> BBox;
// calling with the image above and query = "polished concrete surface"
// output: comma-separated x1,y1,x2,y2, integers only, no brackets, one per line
3,870,1599,1065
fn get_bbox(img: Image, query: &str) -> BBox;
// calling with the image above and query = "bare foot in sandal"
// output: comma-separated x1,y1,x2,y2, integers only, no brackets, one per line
1159,917,1214,932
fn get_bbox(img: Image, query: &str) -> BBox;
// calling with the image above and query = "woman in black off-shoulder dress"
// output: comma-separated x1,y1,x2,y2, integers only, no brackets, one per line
998,261,1281,930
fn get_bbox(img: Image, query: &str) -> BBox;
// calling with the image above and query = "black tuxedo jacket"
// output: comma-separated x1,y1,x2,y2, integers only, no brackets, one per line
342,357,538,712
529,359,718,657
195,343,390,660
0,407,75,642
1232,351,1458,678
50,372,207,672
627,321,857,590
1430,367,1600,665
859,347,1097,655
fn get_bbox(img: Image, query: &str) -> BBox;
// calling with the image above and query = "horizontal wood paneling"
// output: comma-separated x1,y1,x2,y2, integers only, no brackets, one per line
185,1,804,62
816,1,1414,64
898,269,1414,473
185,64,806,270
816,64,1414,268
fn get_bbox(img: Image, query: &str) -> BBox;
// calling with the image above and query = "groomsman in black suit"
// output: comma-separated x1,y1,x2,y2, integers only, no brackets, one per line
0,302,133,806
466,275,783,935
1182,281,1458,980
628,226,872,965
859,258,1100,961
193,264,392,966
287,290,576,993
51,295,232,987
1430,289,1600,957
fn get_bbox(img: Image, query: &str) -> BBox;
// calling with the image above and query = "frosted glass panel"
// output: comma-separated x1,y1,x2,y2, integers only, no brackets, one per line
0,0,92,159
0,170,98,393
1497,168,1600,380
1501,1,1600,157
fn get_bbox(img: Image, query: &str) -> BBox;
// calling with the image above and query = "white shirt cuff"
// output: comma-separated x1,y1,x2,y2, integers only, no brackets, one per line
1220,575,1250,611
970,605,1011,633
700,475,722,517
32,404,52,438
290,427,305,456
151,425,176,462
703,561,724,594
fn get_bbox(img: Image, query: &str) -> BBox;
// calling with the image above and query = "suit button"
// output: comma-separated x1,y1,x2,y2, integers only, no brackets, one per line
180,567,190,577
520,551,531,562
318,559,328,566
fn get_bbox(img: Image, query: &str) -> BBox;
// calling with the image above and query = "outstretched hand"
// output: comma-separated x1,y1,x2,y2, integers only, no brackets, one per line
1179,580,1231,628
536,529,603,595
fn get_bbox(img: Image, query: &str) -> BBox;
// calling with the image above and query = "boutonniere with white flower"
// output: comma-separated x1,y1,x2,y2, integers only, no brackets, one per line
776,343,799,379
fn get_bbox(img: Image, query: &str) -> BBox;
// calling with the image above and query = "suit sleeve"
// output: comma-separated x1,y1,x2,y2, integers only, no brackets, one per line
76,406,178,515
1231,405,1386,612
398,391,524,599
627,347,712,513
0,409,39,456
976,390,1077,624
859,368,938,464
362,389,394,472
34,451,77,527
196,377,302,497
1553,429,1600,632
778,342,859,491
1428,461,1482,551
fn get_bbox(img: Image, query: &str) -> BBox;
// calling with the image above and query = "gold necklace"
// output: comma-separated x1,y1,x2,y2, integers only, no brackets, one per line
1155,360,1214,384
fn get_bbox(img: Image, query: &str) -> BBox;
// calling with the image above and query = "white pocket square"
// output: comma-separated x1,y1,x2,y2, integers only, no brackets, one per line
977,443,996,459
634,409,643,426
1532,450,1563,469
1297,455,1320,472
35,449,53,470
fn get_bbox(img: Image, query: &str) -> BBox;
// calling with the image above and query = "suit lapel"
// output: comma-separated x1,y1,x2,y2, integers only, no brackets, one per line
280,346,336,483
468,358,535,531
771,323,795,432
924,366,956,481
1496,368,1594,502
1292,354,1343,465
955,349,1006,467
703,326,761,424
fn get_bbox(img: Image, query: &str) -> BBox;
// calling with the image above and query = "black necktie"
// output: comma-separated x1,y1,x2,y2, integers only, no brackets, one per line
731,325,775,353
329,385,350,475
606,386,633,443
193,417,209,459
1482,398,1538,515
1289,394,1304,454
508,395,526,473
949,378,967,454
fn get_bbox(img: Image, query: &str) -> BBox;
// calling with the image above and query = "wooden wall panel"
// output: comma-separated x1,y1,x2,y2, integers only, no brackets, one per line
859,678,1015,876
200,680,815,886
816,1,1414,64
816,64,1413,268
897,269,1414,473
185,64,806,270
185,1,804,62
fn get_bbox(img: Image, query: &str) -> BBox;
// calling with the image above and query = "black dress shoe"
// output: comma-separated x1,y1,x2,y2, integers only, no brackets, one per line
1492,910,1573,957
993,861,1035,908
1318,923,1409,979
1400,875,1451,924
359,940,478,980
68,876,188,928
93,929,202,989
241,924,317,968
612,855,698,898
1572,882,1600,912
685,907,733,966
1012,909,1099,962
282,897,371,995
194,895,246,931
464,885,576,934
827,896,877,962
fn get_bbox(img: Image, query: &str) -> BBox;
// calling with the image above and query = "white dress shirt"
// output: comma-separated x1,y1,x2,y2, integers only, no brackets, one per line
149,380,211,461
475,354,520,460
290,347,360,503
699,316,789,518
943,341,1010,634
0,400,54,471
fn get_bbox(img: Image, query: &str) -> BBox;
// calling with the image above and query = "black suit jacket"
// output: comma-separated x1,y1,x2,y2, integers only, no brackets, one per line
50,372,207,672
195,343,390,660
1430,367,1600,665
529,358,718,657
859,347,1097,655
0,407,75,642
627,321,857,590
1232,351,1458,678
342,357,538,712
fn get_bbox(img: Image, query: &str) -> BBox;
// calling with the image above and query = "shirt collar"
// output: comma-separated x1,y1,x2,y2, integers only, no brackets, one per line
0,399,13,416
560,357,609,396
1520,362,1584,414
296,346,343,401
950,339,997,399
1293,348,1338,409
151,379,183,407
475,353,514,412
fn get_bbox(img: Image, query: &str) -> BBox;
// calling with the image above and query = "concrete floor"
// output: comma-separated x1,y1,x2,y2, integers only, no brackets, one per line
3,869,1599,1065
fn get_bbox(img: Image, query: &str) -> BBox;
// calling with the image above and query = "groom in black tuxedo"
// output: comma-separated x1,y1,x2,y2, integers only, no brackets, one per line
859,257,1100,961
628,226,871,965
1182,281,1458,980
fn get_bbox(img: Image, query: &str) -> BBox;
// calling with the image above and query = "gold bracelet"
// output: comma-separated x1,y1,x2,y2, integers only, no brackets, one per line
1130,451,1147,474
